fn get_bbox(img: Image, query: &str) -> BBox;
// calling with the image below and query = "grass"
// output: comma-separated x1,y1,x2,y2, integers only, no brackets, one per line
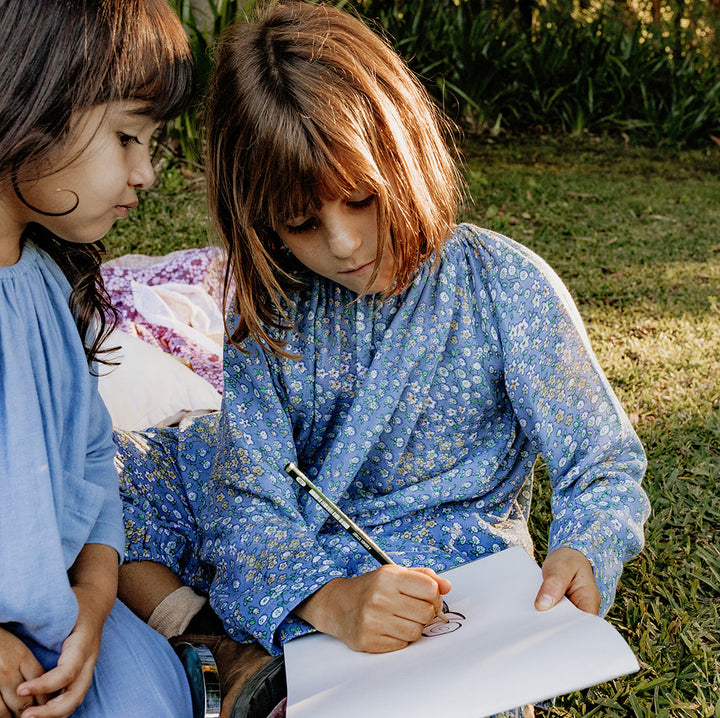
104,136,720,716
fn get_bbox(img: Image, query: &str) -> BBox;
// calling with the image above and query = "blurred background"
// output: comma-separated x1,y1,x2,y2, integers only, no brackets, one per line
167,0,720,164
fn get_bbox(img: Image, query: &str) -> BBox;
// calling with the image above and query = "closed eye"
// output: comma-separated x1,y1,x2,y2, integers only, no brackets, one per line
347,194,376,209
118,132,141,147
285,216,320,235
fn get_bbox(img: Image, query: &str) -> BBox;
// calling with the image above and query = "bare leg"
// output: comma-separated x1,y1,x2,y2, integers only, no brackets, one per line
118,560,183,621
118,561,284,718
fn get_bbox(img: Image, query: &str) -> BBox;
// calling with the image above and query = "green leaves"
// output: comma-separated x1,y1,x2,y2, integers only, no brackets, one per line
165,0,249,166
342,1,720,148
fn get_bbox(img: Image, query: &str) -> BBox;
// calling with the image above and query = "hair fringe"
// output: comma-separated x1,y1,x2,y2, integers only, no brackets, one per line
1,0,193,366
207,1,465,357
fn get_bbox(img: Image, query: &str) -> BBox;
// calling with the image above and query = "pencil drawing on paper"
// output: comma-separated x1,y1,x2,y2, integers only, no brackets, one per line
422,602,466,637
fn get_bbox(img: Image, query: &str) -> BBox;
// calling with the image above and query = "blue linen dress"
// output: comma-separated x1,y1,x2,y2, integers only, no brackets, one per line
0,242,192,717
116,224,650,656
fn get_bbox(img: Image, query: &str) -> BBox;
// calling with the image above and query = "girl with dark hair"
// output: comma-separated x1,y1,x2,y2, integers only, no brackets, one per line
0,1,195,716
116,3,650,716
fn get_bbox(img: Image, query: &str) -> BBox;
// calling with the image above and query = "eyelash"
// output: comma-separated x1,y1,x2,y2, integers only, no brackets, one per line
284,194,377,235
118,132,140,147
285,218,319,235
348,194,376,209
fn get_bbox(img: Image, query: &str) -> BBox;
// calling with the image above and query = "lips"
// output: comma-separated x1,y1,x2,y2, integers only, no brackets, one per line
114,200,138,218
340,260,375,274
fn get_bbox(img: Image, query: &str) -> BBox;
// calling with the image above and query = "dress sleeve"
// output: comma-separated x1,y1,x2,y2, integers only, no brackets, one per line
470,229,650,615
195,339,346,653
83,370,125,558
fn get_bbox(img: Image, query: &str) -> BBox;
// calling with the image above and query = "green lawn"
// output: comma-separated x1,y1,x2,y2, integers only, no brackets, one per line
106,136,720,717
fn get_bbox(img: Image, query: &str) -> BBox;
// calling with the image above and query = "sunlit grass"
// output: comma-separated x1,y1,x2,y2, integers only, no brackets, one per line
464,135,720,717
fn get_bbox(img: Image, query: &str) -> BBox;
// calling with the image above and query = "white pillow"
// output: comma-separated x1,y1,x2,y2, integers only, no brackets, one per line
98,329,221,430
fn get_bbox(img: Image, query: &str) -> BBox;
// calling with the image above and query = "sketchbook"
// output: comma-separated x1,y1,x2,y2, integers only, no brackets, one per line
284,546,639,717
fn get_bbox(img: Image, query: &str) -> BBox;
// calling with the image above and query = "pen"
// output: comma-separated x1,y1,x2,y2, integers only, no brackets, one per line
284,461,448,622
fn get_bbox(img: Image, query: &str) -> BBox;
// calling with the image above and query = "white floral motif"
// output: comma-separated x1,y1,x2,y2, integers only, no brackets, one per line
116,224,649,655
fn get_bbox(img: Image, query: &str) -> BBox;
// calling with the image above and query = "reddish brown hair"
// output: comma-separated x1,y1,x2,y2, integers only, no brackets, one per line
206,1,463,356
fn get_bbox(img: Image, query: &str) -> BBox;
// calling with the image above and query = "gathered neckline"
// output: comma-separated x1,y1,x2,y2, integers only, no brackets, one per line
0,241,38,279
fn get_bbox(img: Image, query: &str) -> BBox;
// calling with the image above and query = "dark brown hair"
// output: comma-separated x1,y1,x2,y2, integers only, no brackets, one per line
206,1,463,357
0,0,193,364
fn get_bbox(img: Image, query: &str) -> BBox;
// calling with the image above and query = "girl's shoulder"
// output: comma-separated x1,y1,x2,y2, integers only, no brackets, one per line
0,241,72,306
0,240,65,278
0,241,40,280
440,222,562,285
443,223,547,266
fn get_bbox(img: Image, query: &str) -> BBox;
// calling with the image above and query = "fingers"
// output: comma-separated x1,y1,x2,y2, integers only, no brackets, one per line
407,566,453,596
19,668,91,718
1,691,36,718
331,566,450,652
19,690,82,718
0,632,47,717
294,564,454,654
18,666,70,704
534,547,601,615
357,566,450,647
18,635,96,718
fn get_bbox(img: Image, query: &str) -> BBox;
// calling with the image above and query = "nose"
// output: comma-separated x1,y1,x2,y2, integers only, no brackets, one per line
128,148,156,190
324,210,362,259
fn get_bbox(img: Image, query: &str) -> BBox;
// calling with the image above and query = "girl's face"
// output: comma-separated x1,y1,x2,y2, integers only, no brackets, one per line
3,101,158,256
275,189,394,295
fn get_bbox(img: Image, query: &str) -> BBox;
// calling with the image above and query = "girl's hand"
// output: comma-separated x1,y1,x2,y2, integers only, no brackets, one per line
16,586,104,718
0,626,47,717
294,565,452,653
18,543,117,718
534,547,601,615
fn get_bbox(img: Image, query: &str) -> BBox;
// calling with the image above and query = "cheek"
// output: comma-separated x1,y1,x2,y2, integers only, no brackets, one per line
281,237,318,266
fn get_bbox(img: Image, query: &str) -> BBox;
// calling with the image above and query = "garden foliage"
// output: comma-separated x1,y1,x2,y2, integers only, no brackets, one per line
167,0,720,161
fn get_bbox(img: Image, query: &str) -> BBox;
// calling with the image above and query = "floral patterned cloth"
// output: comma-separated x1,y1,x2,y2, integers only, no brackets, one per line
115,223,650,657
101,247,226,392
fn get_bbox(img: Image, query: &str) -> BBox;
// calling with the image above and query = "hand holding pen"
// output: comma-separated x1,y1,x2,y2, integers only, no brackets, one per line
286,463,452,653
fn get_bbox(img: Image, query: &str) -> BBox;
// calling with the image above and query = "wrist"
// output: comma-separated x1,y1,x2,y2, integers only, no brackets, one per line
72,582,115,629
293,577,348,635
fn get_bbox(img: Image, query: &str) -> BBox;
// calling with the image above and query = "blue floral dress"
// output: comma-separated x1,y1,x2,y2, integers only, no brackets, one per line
116,224,650,656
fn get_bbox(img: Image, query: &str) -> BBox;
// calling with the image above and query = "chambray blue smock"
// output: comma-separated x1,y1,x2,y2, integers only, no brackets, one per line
0,242,192,717
117,224,650,656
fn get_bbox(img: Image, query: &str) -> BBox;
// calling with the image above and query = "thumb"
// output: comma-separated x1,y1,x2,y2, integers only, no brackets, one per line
534,573,568,612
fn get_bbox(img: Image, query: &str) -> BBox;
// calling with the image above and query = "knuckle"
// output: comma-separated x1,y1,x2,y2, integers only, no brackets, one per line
422,603,437,624
19,698,35,713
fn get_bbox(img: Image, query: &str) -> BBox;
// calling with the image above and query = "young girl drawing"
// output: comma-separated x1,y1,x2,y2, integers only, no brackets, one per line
116,2,650,715
0,1,195,716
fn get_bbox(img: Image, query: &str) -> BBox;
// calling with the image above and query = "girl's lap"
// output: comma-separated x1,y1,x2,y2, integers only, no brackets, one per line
29,600,193,718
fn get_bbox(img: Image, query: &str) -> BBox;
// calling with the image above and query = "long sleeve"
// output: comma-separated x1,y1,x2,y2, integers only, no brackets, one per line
466,228,649,613
193,340,348,652
82,371,124,553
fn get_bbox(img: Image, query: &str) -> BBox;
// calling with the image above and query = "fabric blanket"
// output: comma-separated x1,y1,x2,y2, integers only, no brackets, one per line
101,247,226,393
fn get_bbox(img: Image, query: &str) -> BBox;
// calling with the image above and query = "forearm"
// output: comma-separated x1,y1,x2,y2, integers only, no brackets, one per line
14,545,120,712
68,543,118,630
292,577,349,637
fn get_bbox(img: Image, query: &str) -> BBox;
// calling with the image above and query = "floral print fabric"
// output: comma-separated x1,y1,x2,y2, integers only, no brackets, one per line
116,224,649,655
101,247,225,391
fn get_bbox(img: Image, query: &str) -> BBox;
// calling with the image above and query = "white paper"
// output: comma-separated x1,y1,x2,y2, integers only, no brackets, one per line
284,546,639,717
